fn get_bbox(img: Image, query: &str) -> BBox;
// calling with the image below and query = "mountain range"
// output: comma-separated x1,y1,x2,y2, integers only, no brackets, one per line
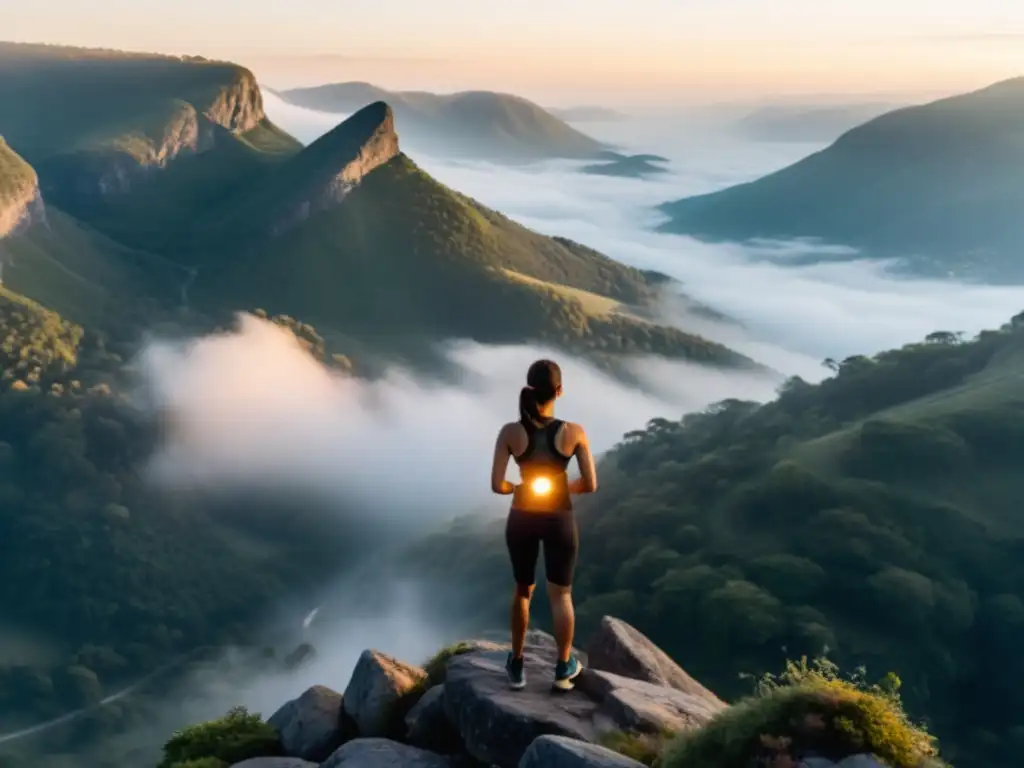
0,41,751,370
275,81,607,162
660,78,1024,283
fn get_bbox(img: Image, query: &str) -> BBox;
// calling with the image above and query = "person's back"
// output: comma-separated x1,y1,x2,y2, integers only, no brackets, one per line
490,359,598,692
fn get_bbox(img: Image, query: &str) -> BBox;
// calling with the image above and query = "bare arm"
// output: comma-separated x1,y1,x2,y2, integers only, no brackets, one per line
491,424,515,494
568,425,598,494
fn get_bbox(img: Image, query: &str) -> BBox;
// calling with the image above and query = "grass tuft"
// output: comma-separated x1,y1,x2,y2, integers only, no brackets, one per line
659,657,943,768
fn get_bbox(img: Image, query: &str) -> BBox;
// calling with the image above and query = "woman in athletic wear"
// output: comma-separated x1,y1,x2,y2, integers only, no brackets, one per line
490,359,598,691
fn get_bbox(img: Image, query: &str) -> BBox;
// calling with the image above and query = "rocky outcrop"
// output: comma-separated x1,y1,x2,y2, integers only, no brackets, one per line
443,631,602,768
405,685,461,754
268,685,352,762
232,759,318,768
203,67,265,134
576,669,722,734
237,620,721,768
269,101,401,237
319,738,452,768
586,617,724,707
0,140,46,241
225,617,901,768
520,735,645,768
342,649,426,737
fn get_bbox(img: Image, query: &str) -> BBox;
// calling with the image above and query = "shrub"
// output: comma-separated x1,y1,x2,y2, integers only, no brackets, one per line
600,729,674,766
158,706,281,767
659,658,942,768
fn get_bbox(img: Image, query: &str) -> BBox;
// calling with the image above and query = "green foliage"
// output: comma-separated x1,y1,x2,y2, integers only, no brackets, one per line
191,151,750,367
158,706,280,768
660,658,940,768
406,317,1024,768
599,729,674,766
0,288,360,733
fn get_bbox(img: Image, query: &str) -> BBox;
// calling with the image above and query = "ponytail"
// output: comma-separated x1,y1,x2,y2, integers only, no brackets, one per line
519,386,543,431
519,359,561,431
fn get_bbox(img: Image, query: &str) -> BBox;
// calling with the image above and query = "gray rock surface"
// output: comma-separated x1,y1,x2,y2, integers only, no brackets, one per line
268,684,350,762
230,759,318,768
443,631,605,768
321,737,452,768
405,684,462,753
586,616,724,707
577,669,722,734
343,649,427,737
520,735,646,768
798,756,891,768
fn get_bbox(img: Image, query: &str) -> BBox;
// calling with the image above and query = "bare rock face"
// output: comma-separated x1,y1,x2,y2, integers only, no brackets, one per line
575,669,723,734
405,684,462,754
321,737,453,768
442,631,604,768
586,616,724,707
267,684,354,762
342,649,427,738
520,735,646,768
0,140,45,241
204,68,265,134
270,101,401,237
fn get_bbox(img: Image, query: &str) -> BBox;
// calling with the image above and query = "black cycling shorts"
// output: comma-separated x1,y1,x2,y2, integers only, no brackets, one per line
505,508,579,588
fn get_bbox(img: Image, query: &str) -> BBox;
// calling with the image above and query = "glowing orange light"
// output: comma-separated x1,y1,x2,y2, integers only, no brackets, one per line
530,477,553,496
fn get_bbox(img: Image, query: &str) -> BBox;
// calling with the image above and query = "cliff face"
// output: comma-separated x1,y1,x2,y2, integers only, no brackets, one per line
269,101,401,237
202,67,265,134
42,65,269,200
0,140,45,240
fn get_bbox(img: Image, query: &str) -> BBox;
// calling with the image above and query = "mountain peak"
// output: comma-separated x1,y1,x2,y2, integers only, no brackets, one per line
266,101,400,236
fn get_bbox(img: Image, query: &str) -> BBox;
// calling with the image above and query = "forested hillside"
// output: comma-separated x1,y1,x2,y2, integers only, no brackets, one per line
407,314,1024,768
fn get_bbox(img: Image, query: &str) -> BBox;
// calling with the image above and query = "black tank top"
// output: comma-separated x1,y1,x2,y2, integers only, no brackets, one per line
512,418,573,513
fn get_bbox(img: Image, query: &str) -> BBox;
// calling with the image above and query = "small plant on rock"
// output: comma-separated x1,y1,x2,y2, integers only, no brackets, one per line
658,657,943,768
158,706,281,768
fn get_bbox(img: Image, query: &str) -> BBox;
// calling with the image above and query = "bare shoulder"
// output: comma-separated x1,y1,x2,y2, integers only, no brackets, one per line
560,421,589,450
498,421,525,442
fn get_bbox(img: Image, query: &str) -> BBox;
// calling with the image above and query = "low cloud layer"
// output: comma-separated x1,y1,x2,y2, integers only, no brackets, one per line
138,314,779,530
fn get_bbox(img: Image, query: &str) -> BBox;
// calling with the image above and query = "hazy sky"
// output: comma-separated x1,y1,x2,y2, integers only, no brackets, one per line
6,1,1024,103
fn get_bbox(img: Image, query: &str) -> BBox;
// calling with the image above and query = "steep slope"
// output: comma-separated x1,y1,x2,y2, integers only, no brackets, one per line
733,101,903,143
661,78,1024,282
0,135,186,326
0,138,44,240
405,315,1024,768
190,103,754,367
0,41,301,249
278,82,605,162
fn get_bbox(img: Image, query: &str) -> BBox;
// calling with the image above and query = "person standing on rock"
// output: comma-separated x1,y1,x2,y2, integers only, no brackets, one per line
490,359,598,692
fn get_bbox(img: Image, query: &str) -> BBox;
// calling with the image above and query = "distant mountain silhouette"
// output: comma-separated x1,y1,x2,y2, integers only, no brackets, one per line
661,78,1024,282
278,82,605,162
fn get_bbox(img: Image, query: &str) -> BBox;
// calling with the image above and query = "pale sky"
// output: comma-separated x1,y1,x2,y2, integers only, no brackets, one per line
6,1,1024,104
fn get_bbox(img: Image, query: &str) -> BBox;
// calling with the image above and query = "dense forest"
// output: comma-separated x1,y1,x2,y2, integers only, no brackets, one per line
0,288,353,748
406,313,1024,768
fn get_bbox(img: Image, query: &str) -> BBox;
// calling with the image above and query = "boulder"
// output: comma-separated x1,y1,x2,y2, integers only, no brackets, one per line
585,617,724,707
268,685,352,762
343,649,427,737
321,737,452,768
231,760,318,768
405,684,462,753
443,630,606,768
799,758,892,768
576,669,723,734
520,735,646,768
